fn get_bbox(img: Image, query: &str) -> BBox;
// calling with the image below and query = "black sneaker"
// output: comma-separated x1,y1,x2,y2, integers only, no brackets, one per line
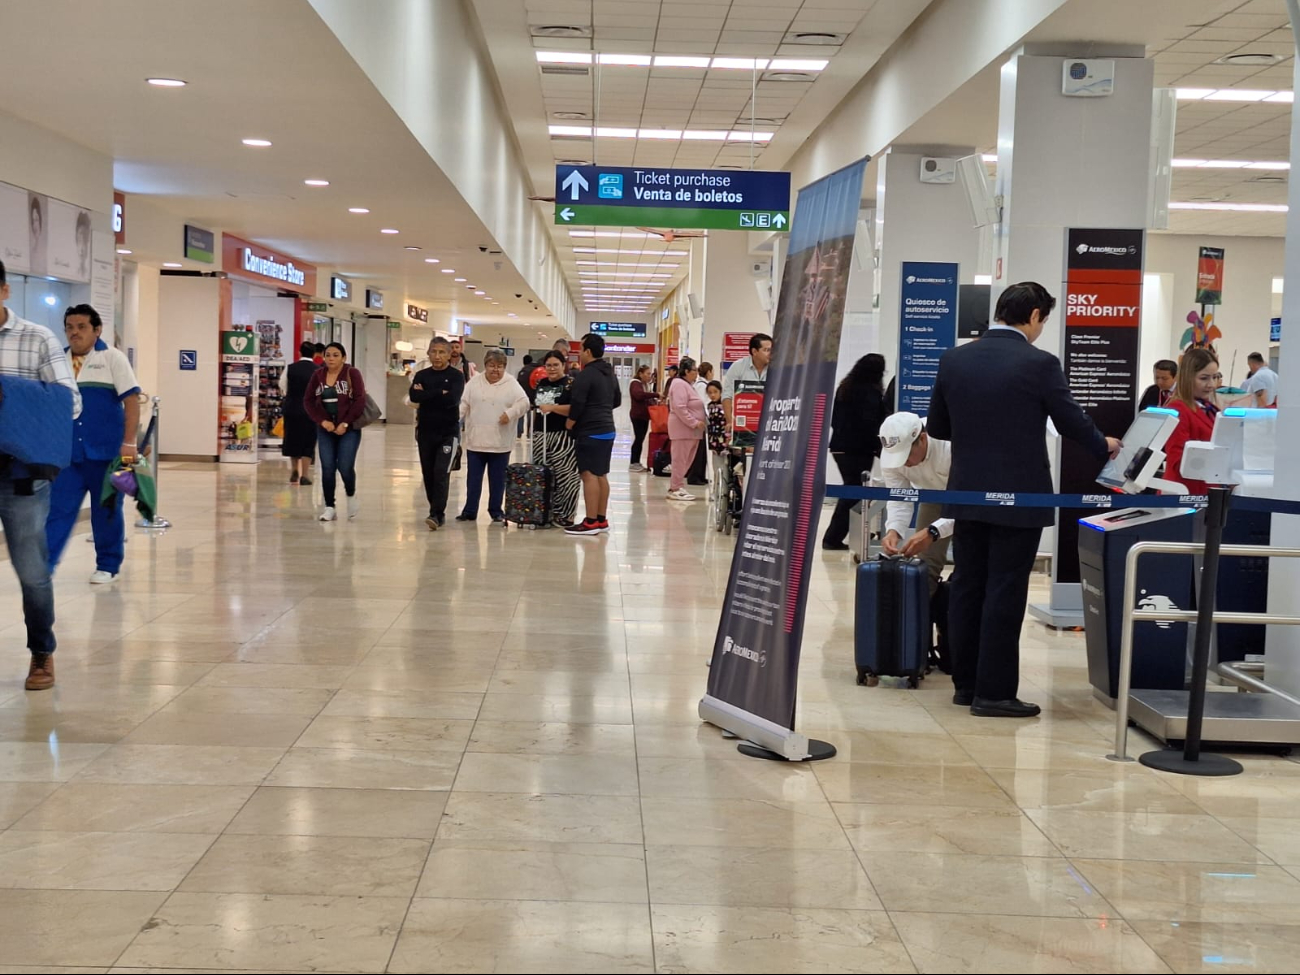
455,513,475,522
425,517,439,532
565,518,604,536
300,477,312,486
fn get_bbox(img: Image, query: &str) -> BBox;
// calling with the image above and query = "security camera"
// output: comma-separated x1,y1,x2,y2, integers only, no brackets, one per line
515,293,522,298
478,246,488,253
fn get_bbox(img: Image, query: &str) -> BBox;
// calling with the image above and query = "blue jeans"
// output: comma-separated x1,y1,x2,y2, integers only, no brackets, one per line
0,476,56,656
46,459,125,575
317,428,361,507
462,450,509,519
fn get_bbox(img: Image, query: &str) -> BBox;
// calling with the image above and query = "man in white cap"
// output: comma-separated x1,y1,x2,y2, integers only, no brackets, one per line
878,412,953,595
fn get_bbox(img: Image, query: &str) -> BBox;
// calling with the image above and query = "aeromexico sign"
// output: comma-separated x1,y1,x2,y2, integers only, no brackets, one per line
221,232,317,295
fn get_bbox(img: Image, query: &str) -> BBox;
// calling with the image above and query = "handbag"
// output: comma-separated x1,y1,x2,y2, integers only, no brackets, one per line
647,403,669,435
355,393,383,429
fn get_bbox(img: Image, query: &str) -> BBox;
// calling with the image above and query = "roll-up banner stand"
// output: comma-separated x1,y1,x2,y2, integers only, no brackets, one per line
1030,228,1143,626
897,261,959,417
699,157,868,762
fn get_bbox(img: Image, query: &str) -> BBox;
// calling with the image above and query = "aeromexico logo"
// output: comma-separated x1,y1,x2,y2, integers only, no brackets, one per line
721,635,766,668
243,248,306,287
1076,242,1137,257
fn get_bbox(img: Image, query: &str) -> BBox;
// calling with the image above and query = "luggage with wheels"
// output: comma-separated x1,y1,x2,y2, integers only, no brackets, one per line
647,431,668,468
652,444,671,477
855,555,930,688
504,414,554,528
930,578,952,674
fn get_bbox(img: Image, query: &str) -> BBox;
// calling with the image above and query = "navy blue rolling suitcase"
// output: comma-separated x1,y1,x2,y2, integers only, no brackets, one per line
855,555,931,688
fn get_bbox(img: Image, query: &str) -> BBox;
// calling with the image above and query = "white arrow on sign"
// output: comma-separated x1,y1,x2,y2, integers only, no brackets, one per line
772,213,788,229
561,170,589,201
559,207,575,222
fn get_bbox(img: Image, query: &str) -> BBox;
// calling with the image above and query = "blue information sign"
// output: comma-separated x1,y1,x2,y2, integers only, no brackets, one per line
1271,316,1281,343
554,165,790,230
179,350,197,371
897,261,958,417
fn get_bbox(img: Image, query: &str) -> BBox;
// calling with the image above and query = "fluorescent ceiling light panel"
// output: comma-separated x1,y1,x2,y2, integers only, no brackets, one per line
681,130,732,140
348,207,370,213
304,179,329,187
572,248,689,256
1204,89,1271,101
580,271,672,277
768,59,829,71
241,138,272,147
1169,201,1287,212
536,51,592,64
1265,90,1295,102
599,53,652,65
381,228,399,234
726,131,774,142
146,77,187,87
654,55,712,68
1246,161,1290,169
568,230,652,238
1175,88,1215,99
711,57,770,70
638,129,682,139
595,127,639,138
981,153,997,163
550,124,594,137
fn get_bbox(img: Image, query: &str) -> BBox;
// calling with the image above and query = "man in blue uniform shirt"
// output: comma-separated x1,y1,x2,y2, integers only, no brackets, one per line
46,303,140,585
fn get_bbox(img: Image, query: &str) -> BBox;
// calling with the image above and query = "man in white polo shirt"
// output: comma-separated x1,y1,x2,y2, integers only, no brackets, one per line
878,411,953,596
45,303,140,585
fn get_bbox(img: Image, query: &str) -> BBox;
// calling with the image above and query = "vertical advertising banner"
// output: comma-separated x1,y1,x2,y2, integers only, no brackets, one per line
897,262,959,416
700,158,867,760
1058,228,1144,583
1195,245,1225,305
219,330,260,465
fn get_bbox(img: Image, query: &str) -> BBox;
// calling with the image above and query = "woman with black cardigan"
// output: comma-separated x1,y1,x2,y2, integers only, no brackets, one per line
822,353,890,551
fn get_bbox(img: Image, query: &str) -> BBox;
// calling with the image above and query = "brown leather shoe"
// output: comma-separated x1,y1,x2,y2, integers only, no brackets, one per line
25,654,54,691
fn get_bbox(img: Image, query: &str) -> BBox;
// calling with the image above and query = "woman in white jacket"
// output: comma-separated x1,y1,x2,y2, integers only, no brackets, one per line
456,349,530,524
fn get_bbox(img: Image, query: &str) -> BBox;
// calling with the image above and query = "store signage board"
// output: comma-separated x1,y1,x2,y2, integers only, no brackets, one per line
407,303,428,323
184,224,215,264
554,165,790,231
603,342,656,354
1057,227,1144,587
896,262,958,417
221,233,317,295
366,288,384,310
589,321,647,339
331,276,351,301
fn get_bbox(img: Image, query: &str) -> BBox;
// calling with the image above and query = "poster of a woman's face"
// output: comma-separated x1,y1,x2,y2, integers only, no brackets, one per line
27,192,47,276
75,210,91,280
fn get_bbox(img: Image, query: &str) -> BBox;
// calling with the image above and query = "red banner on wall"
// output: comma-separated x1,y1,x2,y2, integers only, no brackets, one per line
1196,245,1224,305
723,331,757,363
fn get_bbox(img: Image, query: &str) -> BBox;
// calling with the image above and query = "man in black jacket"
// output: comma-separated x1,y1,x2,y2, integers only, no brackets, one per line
928,282,1120,718
565,333,622,535
409,336,465,531
1137,359,1177,412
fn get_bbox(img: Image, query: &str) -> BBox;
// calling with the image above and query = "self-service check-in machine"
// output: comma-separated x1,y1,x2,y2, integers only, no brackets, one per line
1098,407,1300,748
1079,409,1198,704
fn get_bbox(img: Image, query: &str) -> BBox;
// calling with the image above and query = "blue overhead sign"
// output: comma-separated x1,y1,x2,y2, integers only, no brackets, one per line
554,165,791,230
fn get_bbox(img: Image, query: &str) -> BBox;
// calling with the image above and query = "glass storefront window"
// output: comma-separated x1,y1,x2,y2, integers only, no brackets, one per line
5,274,73,331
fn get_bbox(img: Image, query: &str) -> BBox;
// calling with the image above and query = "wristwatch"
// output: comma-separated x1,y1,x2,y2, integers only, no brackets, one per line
927,524,941,542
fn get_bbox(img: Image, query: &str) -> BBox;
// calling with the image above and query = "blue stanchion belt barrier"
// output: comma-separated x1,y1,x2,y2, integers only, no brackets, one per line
825,484,1300,517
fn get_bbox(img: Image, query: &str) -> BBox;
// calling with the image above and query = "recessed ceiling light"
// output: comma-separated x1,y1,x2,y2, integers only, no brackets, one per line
508,312,518,317
116,248,132,255
241,138,272,147
404,245,422,251
441,268,455,273
303,179,329,187
475,290,486,295
348,207,370,214
381,228,400,234
162,262,183,268
424,257,440,263
146,77,187,87
454,277,467,282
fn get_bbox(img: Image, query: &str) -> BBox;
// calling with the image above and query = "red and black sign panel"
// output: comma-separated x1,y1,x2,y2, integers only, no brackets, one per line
1058,228,1144,585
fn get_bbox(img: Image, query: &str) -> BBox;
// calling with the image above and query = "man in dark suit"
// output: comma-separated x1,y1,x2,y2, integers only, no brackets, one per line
928,282,1120,718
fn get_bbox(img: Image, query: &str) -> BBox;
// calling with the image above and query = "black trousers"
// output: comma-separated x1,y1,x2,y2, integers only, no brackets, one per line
949,519,1042,701
823,452,871,545
417,433,457,519
630,417,649,466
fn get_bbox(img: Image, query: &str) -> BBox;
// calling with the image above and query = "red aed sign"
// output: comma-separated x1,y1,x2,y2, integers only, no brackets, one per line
723,332,757,363
732,391,764,432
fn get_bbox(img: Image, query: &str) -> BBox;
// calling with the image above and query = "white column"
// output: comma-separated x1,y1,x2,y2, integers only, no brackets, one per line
701,231,770,369
875,147,983,388
1265,19,1300,696
993,48,1154,624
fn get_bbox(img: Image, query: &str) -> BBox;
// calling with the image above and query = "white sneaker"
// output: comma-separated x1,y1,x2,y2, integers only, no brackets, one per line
89,570,118,585
347,496,361,520
667,488,696,501
319,506,337,522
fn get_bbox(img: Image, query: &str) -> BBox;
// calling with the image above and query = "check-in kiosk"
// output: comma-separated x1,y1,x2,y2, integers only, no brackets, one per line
1079,409,1198,704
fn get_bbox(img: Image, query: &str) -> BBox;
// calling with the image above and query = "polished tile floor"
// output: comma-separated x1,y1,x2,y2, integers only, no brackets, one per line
1,428,1298,973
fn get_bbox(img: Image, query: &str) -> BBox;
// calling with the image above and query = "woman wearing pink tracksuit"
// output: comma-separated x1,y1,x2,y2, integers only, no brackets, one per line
665,356,706,502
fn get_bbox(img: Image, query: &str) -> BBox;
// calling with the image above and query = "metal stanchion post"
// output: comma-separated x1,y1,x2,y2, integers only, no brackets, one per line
1139,485,1242,776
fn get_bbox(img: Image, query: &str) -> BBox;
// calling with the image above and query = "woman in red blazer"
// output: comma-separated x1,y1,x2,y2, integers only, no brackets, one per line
1162,347,1221,495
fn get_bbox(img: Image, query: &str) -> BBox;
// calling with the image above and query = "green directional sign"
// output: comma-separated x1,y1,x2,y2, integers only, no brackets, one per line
555,204,788,231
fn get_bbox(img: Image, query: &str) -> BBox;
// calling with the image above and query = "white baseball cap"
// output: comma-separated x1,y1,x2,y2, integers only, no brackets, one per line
879,412,924,469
